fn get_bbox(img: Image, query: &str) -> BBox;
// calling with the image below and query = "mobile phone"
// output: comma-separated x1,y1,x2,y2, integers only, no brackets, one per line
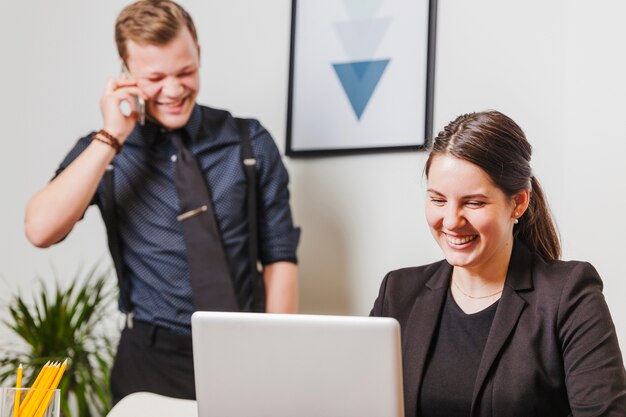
119,64,146,125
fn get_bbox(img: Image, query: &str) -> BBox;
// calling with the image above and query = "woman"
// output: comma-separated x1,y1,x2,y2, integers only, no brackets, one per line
371,111,626,416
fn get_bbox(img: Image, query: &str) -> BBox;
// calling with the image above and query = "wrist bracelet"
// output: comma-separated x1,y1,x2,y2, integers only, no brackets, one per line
93,129,122,154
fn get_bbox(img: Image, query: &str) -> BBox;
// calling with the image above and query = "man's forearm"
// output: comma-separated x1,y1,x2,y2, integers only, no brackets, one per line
263,262,298,313
24,140,116,247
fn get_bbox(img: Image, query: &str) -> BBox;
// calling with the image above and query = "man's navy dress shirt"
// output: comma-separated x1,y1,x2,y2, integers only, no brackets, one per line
56,105,300,334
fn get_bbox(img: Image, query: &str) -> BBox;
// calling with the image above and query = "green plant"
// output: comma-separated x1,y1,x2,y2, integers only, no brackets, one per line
0,265,117,417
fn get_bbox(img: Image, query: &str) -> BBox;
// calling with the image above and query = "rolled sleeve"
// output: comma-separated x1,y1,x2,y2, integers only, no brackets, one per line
249,120,300,265
54,133,101,209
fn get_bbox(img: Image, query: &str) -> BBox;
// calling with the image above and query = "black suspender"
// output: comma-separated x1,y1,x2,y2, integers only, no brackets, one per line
103,165,133,317
236,118,265,312
102,118,264,317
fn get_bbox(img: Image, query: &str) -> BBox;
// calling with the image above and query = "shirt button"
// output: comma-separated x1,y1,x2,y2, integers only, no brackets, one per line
171,155,177,162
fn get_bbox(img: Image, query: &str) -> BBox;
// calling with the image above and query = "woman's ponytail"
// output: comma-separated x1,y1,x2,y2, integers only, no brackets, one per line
515,176,561,261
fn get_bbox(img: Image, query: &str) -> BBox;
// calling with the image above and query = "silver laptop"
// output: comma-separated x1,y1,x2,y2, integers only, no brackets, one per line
191,312,404,417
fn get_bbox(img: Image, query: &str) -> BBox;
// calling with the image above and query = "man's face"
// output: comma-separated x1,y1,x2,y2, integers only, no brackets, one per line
125,28,200,129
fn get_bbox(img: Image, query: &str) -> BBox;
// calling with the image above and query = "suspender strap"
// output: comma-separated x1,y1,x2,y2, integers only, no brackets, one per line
104,165,133,314
236,118,265,312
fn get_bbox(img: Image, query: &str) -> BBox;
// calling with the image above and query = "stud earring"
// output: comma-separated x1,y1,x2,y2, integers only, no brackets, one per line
513,212,519,225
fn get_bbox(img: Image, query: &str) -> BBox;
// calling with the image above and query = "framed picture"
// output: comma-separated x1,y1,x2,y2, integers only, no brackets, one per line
286,0,438,156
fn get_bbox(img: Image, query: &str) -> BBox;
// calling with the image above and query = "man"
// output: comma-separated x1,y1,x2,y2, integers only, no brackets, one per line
24,0,299,403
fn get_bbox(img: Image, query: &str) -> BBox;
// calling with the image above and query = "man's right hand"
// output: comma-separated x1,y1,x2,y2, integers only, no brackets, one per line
24,76,148,248
100,76,148,142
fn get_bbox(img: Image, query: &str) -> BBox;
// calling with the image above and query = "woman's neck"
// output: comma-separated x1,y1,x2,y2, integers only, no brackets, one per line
450,243,514,313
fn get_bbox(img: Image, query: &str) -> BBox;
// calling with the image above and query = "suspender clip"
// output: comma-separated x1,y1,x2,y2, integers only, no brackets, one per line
126,311,135,329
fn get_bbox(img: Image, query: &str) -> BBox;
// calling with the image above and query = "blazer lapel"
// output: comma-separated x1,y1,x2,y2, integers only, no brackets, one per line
403,261,451,417
470,241,533,415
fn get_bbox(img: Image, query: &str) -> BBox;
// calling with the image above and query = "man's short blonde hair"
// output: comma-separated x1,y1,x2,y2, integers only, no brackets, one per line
115,0,198,61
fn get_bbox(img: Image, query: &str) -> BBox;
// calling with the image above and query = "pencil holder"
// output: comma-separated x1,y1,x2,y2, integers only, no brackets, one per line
0,387,60,417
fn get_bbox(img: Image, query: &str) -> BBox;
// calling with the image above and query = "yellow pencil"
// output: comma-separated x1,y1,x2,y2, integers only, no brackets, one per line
19,362,50,415
13,364,22,417
21,362,59,417
32,360,67,417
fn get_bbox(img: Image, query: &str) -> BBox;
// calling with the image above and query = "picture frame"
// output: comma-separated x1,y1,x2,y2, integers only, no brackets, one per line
286,0,438,156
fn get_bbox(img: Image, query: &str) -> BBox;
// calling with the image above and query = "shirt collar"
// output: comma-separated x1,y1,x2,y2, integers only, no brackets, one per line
127,103,202,147
182,104,202,142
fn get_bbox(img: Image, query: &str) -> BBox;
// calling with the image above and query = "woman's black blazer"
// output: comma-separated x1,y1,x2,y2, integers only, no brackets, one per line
371,241,626,417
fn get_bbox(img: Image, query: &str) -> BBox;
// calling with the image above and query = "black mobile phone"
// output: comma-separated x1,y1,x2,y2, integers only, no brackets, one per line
120,64,146,125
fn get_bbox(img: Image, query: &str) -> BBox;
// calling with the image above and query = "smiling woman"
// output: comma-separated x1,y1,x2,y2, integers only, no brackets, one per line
371,111,626,417
425,154,528,308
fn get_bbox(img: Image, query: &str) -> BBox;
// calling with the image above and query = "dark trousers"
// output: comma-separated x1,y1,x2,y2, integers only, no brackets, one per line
110,320,196,405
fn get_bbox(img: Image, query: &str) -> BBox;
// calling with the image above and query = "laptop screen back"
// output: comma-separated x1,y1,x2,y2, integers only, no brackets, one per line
191,312,404,417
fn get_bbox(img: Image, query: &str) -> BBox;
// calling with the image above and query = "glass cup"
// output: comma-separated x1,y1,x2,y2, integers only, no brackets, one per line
0,387,60,417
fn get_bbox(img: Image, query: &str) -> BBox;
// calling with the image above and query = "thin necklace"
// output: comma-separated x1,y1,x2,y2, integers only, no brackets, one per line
452,279,503,299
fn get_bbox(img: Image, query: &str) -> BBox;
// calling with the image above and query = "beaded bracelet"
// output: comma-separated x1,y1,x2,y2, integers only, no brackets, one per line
93,129,122,154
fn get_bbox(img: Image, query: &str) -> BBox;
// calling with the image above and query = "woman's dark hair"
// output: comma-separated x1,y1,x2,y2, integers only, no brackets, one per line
425,111,561,260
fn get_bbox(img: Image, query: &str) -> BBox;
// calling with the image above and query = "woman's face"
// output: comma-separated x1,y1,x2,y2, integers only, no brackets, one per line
425,154,526,274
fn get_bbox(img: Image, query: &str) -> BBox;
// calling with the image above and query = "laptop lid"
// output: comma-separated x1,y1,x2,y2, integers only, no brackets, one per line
191,312,404,417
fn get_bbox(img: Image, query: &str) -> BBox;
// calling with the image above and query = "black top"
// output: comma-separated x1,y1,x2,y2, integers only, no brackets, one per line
419,289,499,417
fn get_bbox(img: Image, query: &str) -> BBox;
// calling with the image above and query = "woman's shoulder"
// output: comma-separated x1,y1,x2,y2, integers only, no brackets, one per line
526,255,605,311
371,259,450,317
532,255,602,287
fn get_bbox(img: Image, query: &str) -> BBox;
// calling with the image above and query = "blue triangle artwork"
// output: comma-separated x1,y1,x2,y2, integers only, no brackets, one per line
332,59,390,119
331,1,392,121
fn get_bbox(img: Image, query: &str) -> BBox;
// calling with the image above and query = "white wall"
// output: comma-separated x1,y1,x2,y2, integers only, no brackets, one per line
1,0,624,352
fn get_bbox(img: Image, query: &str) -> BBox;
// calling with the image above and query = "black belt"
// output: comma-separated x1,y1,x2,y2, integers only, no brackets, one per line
125,320,193,353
